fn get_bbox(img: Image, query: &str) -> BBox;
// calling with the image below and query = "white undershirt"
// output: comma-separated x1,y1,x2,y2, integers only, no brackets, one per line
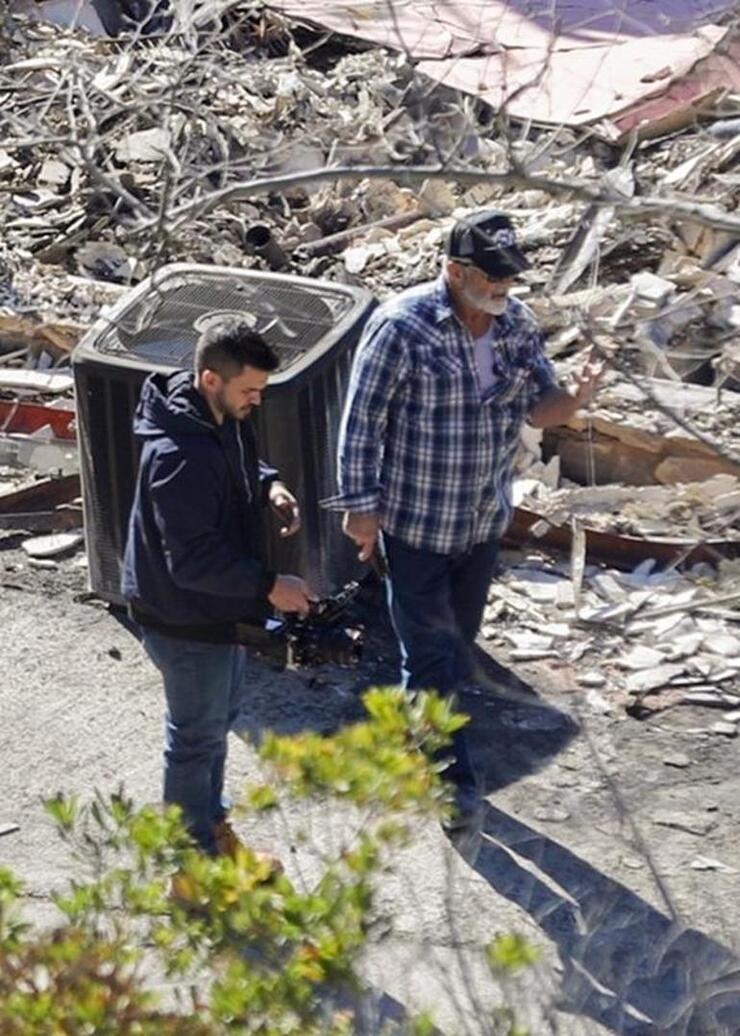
473,325,496,394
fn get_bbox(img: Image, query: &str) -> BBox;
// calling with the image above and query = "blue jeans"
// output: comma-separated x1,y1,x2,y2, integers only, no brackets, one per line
142,630,246,855
383,533,499,792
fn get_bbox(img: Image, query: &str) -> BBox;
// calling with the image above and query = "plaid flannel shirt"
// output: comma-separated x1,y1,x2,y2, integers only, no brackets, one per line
331,275,557,554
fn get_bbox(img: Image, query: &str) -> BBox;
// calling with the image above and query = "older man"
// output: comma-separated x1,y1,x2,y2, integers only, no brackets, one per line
334,210,601,823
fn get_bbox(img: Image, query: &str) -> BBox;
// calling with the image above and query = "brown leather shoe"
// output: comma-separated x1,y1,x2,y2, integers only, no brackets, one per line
213,818,243,858
213,819,284,875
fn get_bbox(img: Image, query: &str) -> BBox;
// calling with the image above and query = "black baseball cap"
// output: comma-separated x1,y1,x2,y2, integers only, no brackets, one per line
446,211,530,279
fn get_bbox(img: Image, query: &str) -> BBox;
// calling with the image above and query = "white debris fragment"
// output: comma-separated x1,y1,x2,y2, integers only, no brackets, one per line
690,856,737,873
343,241,386,274
625,664,686,693
578,601,638,624
591,572,628,602
509,648,561,661
22,531,84,559
621,855,645,870
501,630,555,652
567,640,593,663
661,633,705,659
630,270,676,307
703,632,740,656
710,721,738,737
680,691,730,706
508,568,570,604
115,127,172,163
618,646,668,670
577,671,607,688
585,689,613,714
541,622,572,638
663,753,691,768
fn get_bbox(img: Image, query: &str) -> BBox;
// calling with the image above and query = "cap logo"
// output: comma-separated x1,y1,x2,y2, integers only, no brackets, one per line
486,227,516,249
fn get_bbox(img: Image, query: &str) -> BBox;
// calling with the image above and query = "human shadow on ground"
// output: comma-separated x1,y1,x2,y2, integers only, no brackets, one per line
117,593,740,1033
226,586,579,801
467,805,740,1035
116,581,577,806
228,589,578,1036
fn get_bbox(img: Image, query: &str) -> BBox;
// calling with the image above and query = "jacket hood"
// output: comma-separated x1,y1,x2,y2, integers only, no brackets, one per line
133,370,216,439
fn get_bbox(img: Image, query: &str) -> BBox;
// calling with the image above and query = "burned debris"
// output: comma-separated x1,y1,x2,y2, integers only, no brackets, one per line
0,6,739,727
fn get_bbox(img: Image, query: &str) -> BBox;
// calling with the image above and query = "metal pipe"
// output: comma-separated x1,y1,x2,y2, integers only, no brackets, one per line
244,224,288,270
297,210,423,257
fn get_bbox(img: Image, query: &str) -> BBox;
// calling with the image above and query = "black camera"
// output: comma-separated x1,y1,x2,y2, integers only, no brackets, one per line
234,581,364,670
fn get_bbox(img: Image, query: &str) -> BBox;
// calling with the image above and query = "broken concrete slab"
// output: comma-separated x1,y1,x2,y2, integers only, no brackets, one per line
0,369,73,394
22,530,84,559
625,664,687,694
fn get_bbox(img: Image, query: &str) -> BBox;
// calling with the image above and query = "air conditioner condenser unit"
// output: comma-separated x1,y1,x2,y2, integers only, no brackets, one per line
72,264,376,603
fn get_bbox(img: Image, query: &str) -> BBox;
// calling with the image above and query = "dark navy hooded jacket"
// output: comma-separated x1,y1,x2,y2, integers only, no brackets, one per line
121,370,278,629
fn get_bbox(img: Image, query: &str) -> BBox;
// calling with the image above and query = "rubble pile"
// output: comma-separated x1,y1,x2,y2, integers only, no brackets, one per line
516,474,740,541
558,377,740,461
0,18,481,335
1,14,739,365
484,555,740,729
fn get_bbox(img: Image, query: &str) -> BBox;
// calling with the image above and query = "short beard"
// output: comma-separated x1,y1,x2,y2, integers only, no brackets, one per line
213,387,250,422
462,285,508,316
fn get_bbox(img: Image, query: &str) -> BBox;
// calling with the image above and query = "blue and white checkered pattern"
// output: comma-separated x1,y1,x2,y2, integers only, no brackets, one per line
330,276,557,554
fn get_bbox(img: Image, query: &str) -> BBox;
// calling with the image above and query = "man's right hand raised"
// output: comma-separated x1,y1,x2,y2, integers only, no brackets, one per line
268,575,317,617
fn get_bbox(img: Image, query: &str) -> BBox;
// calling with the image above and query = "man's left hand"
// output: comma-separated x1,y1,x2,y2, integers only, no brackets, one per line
269,482,301,537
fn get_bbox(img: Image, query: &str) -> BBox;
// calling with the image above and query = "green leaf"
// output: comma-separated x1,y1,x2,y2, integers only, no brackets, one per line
487,932,540,974
44,793,79,833
245,783,279,811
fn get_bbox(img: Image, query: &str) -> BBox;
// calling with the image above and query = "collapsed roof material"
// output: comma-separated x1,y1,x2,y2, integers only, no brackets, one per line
268,0,740,138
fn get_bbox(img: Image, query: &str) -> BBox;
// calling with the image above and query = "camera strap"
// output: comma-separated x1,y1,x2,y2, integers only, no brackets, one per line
129,603,236,645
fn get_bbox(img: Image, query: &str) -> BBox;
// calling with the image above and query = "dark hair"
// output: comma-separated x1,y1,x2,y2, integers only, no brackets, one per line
194,318,279,379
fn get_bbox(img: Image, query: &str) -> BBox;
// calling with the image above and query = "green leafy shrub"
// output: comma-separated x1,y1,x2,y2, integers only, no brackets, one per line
0,689,537,1035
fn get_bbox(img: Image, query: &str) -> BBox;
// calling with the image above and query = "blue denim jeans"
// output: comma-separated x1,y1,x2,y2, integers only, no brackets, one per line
382,533,499,792
142,630,246,855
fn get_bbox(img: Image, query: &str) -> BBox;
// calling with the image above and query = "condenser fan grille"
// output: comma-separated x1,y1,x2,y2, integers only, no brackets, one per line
95,270,353,371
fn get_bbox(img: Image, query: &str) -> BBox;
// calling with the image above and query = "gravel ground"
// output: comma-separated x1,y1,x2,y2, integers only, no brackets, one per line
1,542,740,1035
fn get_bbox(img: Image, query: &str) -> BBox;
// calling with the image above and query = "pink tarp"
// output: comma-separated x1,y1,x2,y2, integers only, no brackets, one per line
269,1,740,137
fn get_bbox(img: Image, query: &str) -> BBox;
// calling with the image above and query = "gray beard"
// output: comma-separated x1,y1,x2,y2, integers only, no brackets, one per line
463,289,508,316
477,298,507,316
